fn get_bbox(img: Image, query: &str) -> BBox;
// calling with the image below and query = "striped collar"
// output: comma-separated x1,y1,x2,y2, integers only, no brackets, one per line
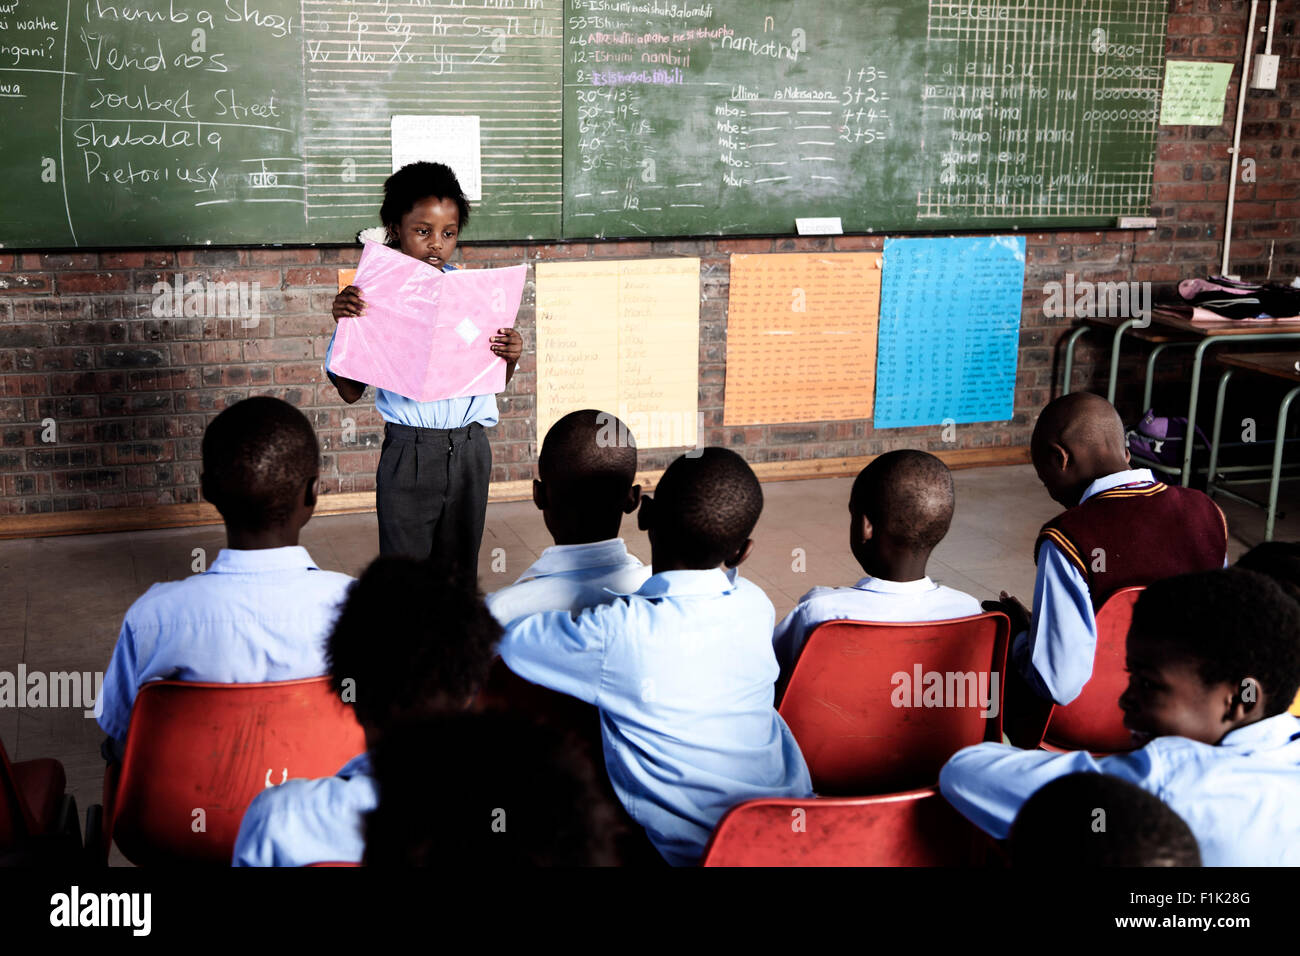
1079,468,1159,505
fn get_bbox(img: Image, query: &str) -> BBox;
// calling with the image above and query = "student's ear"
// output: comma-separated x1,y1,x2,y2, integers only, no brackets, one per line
1228,676,1267,723
855,511,874,544
636,494,654,532
532,478,545,512
199,472,213,505
303,475,318,510
1049,440,1071,474
724,538,754,569
623,483,642,514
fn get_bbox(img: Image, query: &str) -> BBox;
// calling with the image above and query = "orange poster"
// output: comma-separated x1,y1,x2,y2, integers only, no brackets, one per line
723,253,882,426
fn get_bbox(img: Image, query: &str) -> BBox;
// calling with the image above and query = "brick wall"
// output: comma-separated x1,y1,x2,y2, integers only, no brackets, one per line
0,0,1296,518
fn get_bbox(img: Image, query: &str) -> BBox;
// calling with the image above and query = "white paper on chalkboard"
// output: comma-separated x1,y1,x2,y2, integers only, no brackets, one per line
796,217,844,235
391,115,483,201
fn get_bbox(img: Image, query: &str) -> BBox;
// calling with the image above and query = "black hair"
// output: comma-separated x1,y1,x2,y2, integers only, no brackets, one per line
1236,541,1300,605
380,162,470,240
650,447,763,567
1131,568,1300,717
326,557,501,735
1010,773,1201,867
538,409,638,516
200,396,318,530
363,711,624,866
849,450,955,552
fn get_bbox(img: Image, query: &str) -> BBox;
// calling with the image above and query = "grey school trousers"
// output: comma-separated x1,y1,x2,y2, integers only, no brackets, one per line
376,421,491,583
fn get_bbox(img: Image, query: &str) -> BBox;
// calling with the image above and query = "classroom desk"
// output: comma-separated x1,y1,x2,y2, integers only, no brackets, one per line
1061,315,1198,406
1062,314,1300,486
1207,352,1300,542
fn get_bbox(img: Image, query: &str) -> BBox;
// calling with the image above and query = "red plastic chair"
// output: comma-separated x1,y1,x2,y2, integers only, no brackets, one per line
701,788,996,866
778,613,1010,794
1,735,79,861
1039,586,1144,754
99,676,366,866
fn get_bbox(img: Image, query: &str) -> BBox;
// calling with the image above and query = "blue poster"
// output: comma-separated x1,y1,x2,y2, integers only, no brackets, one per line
874,236,1025,429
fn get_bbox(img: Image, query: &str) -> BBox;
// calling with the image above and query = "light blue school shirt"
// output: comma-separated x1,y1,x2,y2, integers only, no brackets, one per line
323,262,499,429
498,568,814,866
485,538,652,626
1013,468,1158,705
97,546,354,746
772,575,982,683
231,753,376,867
939,713,1300,866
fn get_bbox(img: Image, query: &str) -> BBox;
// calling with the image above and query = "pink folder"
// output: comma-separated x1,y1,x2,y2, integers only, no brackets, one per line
328,240,526,402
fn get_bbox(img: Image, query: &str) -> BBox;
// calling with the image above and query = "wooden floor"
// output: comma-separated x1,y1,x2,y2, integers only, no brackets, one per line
0,462,1290,864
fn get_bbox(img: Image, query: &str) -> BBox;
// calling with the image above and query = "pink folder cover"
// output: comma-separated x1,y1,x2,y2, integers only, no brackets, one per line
328,240,525,402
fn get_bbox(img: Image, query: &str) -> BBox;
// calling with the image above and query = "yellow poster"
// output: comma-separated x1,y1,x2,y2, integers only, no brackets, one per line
724,253,882,426
535,259,700,450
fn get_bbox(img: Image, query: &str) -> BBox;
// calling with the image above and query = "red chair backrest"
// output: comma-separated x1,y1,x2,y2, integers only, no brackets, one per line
778,613,1009,794
701,788,993,866
0,737,37,851
107,676,366,866
1041,587,1143,753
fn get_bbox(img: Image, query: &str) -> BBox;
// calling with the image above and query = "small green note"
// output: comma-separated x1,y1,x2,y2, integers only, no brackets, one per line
1160,60,1234,126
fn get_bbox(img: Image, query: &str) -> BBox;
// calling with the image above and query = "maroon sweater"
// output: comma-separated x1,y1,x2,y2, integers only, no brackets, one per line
1035,479,1228,609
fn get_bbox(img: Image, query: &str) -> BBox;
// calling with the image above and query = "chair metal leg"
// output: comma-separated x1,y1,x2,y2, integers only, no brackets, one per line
1180,339,1214,488
1207,369,1234,499
1142,343,1176,413
1061,325,1089,397
1266,386,1300,541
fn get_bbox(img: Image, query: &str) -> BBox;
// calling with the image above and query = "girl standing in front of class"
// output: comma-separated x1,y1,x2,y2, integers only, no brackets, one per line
326,162,523,583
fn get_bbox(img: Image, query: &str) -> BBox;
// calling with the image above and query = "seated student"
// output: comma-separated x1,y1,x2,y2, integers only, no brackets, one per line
364,711,625,866
1234,541,1300,716
497,447,813,866
1009,773,1201,867
772,450,980,683
97,397,354,757
941,568,1300,866
486,409,650,625
232,557,500,866
988,393,1227,710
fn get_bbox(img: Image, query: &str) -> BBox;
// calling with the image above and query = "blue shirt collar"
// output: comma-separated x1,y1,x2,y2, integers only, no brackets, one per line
1079,468,1157,504
632,568,737,599
207,546,321,574
1219,713,1300,750
338,752,372,777
517,538,638,580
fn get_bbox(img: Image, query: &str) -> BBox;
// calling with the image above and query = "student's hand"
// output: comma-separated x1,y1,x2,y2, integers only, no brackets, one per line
989,591,1031,633
490,327,522,363
332,285,365,323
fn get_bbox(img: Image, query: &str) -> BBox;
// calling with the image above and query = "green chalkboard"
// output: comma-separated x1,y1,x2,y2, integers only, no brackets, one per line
563,0,1169,238
0,0,563,247
0,0,1168,247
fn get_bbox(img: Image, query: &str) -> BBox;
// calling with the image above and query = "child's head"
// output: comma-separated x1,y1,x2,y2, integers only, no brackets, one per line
379,162,470,271
200,396,319,537
363,711,624,866
326,556,501,747
1235,541,1300,605
535,410,640,545
1010,773,1201,867
1030,393,1131,508
638,447,762,571
848,450,955,576
1120,568,1300,746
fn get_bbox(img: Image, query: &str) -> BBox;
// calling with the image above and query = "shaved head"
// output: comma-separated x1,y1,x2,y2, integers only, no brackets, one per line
1032,393,1128,460
1030,393,1132,507
850,450,955,552
648,447,763,568
535,409,639,543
